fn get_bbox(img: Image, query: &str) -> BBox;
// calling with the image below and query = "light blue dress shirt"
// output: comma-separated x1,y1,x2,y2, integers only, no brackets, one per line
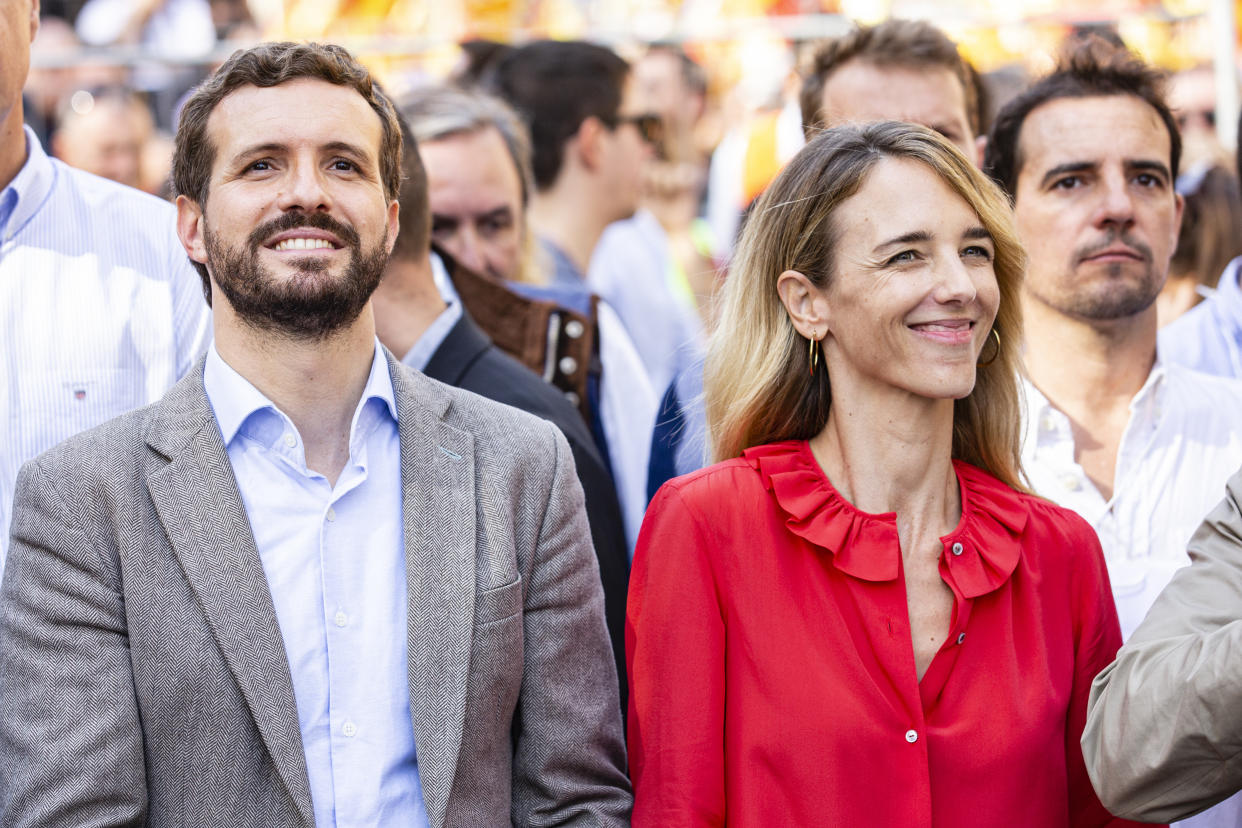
1160,256,1242,378
0,126,211,573
203,342,428,828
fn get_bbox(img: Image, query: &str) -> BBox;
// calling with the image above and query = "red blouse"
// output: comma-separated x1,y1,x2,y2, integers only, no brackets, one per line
627,441,1151,828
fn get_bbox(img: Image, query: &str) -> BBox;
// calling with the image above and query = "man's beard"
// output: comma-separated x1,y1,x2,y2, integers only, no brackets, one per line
206,212,389,339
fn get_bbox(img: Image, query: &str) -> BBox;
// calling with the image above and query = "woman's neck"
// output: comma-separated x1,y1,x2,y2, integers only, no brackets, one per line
808,383,961,551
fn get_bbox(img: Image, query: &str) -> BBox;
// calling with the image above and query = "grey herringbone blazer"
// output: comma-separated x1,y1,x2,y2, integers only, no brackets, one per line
0,352,631,827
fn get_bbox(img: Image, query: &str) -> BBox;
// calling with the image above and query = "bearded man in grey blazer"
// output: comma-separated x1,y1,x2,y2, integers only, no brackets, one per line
0,41,631,828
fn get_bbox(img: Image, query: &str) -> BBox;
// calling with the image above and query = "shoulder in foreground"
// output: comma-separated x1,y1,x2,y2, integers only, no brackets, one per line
21,396,169,486
399,361,561,450
654,454,764,505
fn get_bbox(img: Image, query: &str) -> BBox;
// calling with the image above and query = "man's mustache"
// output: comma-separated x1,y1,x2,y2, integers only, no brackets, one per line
1074,230,1152,264
247,212,361,250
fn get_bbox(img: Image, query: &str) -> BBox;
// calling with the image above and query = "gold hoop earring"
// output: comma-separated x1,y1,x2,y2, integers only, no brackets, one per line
977,327,1001,367
808,332,820,377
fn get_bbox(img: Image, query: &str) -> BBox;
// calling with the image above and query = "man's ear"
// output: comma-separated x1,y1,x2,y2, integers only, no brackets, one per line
1172,190,1186,248
776,269,831,340
175,195,209,266
385,199,400,255
574,116,607,172
29,0,40,40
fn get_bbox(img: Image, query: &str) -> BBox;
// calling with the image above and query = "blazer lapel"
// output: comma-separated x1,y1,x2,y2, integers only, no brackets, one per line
145,363,315,827
421,312,491,387
389,354,476,828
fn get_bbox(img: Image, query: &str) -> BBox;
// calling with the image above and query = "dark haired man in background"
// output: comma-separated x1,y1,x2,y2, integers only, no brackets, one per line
799,18,983,164
985,42,1242,828
0,41,631,827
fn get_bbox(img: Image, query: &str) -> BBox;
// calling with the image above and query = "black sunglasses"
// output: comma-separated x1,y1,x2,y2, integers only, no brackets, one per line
606,112,663,145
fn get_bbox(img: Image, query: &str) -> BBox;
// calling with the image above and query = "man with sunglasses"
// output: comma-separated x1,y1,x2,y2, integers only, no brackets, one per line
487,40,658,290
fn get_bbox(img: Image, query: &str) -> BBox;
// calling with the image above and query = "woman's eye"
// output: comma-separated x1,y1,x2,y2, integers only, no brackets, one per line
963,245,993,260
887,250,918,265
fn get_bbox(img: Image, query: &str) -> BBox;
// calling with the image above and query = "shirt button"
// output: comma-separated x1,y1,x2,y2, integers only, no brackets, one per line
951,542,963,556
283,433,296,448
565,320,584,339
334,611,348,628
905,729,918,743
1040,412,1056,432
342,721,357,738
957,633,966,645
1060,474,1082,491
558,355,579,376
326,507,336,522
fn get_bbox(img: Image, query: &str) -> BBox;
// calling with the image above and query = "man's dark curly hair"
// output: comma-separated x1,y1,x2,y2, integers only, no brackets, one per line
983,37,1181,202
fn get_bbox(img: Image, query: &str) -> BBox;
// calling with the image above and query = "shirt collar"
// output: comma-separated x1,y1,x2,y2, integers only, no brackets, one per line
0,126,56,242
1023,358,1168,447
400,253,464,372
743,440,1028,598
205,339,398,452
539,237,585,287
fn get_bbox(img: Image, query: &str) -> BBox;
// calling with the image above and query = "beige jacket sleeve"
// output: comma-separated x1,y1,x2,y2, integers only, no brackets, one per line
1082,464,1242,822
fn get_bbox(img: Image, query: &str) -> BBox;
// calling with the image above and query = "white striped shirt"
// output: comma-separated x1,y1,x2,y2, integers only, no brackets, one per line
0,126,211,572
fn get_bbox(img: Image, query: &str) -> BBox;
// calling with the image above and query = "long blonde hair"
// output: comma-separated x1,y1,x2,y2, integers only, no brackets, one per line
705,121,1026,490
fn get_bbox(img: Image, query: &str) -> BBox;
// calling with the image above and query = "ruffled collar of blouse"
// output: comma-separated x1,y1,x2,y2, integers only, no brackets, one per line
743,440,1029,598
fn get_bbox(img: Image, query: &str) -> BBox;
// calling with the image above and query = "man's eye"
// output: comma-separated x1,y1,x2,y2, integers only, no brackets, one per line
1135,173,1161,188
886,250,918,266
247,160,272,172
479,217,511,236
330,159,357,172
1052,176,1081,190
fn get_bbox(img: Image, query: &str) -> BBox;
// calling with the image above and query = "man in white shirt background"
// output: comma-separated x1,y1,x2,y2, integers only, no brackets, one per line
984,40,1242,828
0,0,210,570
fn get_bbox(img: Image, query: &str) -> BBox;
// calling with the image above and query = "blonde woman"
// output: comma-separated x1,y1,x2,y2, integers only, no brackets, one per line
626,122,1144,827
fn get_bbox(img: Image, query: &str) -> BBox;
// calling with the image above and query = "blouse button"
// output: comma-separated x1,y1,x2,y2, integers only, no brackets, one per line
957,633,966,645
904,729,918,743
951,542,963,556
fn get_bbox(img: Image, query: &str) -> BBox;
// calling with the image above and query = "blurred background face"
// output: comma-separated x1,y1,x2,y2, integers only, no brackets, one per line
818,59,978,165
1169,65,1228,169
53,94,152,189
633,49,704,155
422,125,525,281
600,76,656,222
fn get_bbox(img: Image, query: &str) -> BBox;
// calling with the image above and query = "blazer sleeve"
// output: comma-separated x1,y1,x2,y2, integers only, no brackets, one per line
510,425,633,825
627,483,726,827
1083,465,1242,822
0,458,147,827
